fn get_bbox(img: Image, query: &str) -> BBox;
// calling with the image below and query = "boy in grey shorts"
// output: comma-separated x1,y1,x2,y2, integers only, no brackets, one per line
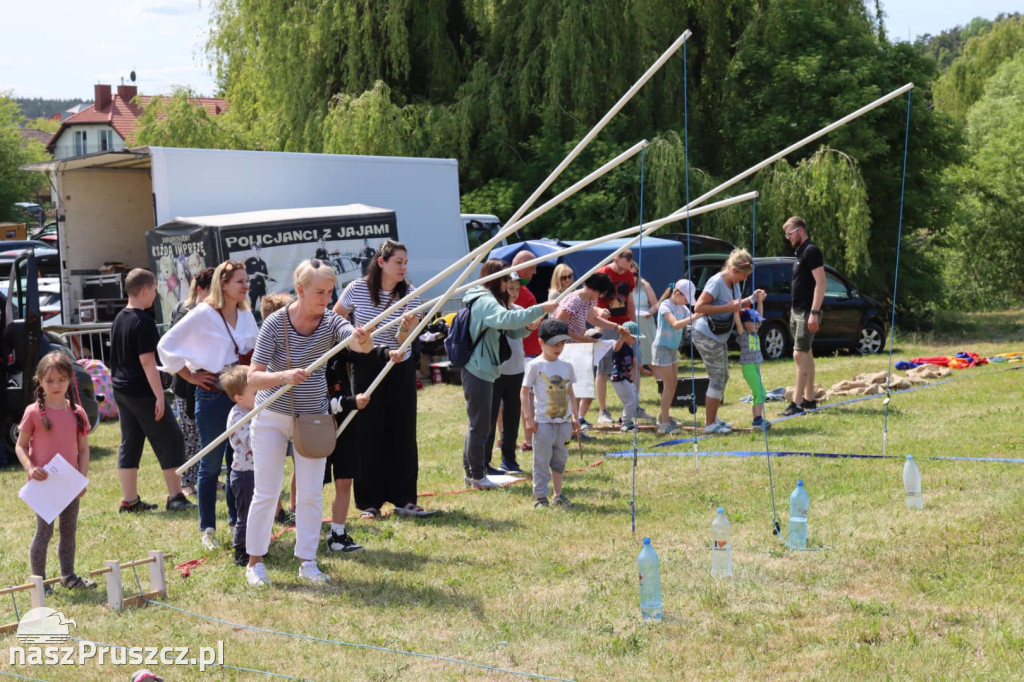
521,319,580,508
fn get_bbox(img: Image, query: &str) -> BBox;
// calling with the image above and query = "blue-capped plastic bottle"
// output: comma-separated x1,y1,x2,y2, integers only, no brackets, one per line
637,538,662,621
788,480,809,549
710,507,732,578
904,455,923,509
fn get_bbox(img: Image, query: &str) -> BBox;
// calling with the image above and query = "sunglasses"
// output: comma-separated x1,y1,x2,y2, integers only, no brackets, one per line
785,227,803,236
561,274,573,281
222,260,245,275
618,253,633,261
309,258,323,268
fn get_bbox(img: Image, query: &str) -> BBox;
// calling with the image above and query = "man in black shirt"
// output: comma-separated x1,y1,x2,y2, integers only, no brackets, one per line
781,216,826,416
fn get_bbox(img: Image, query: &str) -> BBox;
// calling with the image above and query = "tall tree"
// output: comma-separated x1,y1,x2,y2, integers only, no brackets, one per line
718,0,960,314
0,93,49,221
942,52,1024,306
933,14,1024,124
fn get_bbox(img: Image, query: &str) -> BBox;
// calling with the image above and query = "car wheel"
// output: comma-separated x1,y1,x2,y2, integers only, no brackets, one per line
760,322,790,361
856,322,885,355
1,414,18,465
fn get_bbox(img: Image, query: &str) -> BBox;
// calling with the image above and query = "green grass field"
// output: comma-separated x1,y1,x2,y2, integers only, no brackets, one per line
2,312,1023,681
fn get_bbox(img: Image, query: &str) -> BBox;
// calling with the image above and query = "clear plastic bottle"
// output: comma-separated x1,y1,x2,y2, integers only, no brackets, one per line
904,455,923,509
710,507,732,578
788,480,809,549
637,537,662,621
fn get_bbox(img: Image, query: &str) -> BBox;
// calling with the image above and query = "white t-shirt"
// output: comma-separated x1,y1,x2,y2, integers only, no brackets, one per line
522,357,576,423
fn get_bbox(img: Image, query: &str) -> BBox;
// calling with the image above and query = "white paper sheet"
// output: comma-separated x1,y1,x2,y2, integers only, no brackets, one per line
18,455,88,524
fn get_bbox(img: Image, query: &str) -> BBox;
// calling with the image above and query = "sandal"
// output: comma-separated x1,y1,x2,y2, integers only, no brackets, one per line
61,573,97,589
358,508,381,520
394,503,439,518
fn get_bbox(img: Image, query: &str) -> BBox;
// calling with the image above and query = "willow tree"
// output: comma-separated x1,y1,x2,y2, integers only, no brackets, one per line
206,0,478,152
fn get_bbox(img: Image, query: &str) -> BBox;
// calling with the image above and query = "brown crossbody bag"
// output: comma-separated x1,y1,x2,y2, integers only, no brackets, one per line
283,310,336,458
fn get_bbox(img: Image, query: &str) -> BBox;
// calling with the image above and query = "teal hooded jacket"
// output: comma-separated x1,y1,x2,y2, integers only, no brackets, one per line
461,286,544,382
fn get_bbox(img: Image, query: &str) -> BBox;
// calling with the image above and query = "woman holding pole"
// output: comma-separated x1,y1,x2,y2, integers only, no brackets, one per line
158,260,257,550
333,240,431,519
461,259,558,489
692,249,765,434
243,259,374,587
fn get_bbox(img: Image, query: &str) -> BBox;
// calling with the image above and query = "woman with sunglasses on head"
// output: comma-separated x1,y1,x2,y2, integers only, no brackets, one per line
333,240,430,519
245,259,375,587
158,260,259,550
548,264,575,301
461,260,559,489
692,249,766,435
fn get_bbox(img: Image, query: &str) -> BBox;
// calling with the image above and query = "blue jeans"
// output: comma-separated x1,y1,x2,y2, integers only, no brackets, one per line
194,387,236,530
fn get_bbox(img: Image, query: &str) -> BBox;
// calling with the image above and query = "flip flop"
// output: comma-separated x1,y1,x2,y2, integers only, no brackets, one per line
358,507,381,520
394,503,439,518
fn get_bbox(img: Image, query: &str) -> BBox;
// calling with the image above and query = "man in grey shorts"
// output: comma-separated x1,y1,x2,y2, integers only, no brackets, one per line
781,216,826,416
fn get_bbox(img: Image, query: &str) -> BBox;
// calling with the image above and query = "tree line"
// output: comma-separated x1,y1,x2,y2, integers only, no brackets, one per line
9,2,1023,320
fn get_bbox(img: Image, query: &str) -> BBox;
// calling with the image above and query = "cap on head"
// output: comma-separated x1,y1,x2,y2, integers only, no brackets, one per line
674,279,696,303
539,318,572,345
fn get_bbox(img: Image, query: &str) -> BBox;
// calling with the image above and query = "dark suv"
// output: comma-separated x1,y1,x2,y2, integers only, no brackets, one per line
683,255,887,360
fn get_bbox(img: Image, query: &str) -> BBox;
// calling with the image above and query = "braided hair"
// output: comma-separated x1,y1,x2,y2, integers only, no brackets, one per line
34,351,88,434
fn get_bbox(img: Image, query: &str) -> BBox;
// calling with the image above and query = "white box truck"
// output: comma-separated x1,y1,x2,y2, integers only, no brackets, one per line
24,146,474,324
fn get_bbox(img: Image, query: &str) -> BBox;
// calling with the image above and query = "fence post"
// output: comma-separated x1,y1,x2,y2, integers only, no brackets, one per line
104,560,123,611
29,575,45,609
148,551,166,598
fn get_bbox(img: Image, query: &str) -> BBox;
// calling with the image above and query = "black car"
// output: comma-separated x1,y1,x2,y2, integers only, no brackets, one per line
683,255,887,360
659,233,737,257
1,250,99,463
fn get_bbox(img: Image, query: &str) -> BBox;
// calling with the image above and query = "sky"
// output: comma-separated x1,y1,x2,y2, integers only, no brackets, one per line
1,0,1020,101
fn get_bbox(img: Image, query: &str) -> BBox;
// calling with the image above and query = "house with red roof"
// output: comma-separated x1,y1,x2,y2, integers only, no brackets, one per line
47,84,227,159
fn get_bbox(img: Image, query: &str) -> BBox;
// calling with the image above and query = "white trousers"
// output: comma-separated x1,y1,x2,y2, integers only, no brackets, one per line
246,409,326,560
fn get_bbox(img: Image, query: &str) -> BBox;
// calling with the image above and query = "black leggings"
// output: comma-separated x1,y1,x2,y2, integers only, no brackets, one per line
485,372,524,467
30,498,80,579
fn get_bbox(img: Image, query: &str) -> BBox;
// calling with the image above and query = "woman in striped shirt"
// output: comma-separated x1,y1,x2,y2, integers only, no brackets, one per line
243,259,374,587
334,240,428,518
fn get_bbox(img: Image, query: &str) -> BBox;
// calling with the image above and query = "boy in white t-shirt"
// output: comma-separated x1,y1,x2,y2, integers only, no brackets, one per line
521,319,580,508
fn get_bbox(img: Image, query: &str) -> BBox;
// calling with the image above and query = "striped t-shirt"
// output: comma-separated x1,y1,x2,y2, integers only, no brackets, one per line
339,278,420,361
252,308,355,415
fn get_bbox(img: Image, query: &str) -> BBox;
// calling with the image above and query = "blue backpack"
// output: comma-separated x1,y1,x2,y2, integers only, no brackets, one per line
444,301,487,367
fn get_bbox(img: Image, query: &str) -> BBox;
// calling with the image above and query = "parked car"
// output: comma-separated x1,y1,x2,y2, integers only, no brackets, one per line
682,255,888,360
0,243,54,279
13,202,45,226
1,250,99,463
30,221,59,246
659,233,737,257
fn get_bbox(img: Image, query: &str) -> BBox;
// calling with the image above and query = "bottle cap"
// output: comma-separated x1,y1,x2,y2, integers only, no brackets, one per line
717,507,724,513
797,480,804,486
642,537,651,545
906,454,914,460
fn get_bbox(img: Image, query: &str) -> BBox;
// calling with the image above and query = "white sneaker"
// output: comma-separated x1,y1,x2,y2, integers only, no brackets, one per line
245,562,271,587
597,409,615,424
298,560,331,584
636,407,654,420
715,416,734,429
471,477,501,490
704,421,732,435
656,421,680,435
200,528,219,550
